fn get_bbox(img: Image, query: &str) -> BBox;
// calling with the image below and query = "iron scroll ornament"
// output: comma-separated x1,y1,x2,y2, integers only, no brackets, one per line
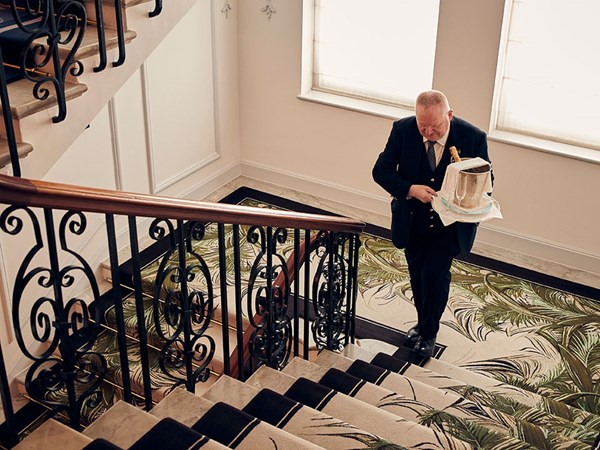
150,219,215,392
311,230,353,351
246,226,292,372
9,0,87,123
0,206,105,429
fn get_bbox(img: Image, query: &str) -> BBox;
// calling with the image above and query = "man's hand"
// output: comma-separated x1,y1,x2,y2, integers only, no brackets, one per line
408,185,437,203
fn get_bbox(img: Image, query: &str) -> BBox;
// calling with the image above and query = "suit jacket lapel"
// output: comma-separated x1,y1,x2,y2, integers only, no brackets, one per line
405,127,424,176
444,119,460,164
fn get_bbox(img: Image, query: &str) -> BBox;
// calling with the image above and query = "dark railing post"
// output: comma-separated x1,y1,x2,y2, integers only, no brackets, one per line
105,214,133,403
0,341,17,447
0,48,21,177
232,224,245,380
149,0,162,18
303,229,310,359
217,224,231,376
348,234,361,344
293,229,300,358
112,0,126,66
91,0,108,72
127,216,153,410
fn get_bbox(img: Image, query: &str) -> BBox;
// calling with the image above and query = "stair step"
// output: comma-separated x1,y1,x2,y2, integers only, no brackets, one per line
246,364,474,450
58,27,137,62
127,417,228,450
349,341,600,432
0,137,33,168
83,0,154,8
83,400,228,449
203,375,402,450
82,401,157,449
317,349,591,448
342,342,600,444
150,388,324,449
13,419,93,450
282,356,535,450
2,78,87,120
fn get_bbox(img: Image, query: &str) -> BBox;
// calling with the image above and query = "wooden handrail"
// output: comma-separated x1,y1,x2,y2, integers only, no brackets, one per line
0,175,365,233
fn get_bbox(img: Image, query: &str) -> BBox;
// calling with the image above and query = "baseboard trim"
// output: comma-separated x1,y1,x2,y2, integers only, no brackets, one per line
241,160,388,216
183,161,242,201
240,161,600,289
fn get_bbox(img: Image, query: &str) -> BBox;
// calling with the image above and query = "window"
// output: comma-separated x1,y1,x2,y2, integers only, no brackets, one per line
301,0,440,116
493,0,600,151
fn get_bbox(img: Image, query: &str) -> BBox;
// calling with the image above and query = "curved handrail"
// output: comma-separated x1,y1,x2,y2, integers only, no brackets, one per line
0,174,365,233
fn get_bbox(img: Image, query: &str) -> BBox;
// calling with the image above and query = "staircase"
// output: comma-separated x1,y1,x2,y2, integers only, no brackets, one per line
12,342,600,449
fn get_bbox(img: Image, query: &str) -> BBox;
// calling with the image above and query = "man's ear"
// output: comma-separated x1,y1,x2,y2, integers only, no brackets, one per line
448,109,454,121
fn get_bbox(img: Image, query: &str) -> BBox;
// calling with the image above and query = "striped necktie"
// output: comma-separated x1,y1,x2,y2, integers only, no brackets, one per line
427,140,437,170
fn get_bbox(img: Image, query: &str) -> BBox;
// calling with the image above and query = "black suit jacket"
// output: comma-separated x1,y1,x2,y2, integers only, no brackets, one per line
372,115,491,256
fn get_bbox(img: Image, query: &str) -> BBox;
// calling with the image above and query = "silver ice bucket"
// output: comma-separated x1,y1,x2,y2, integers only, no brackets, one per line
453,161,491,209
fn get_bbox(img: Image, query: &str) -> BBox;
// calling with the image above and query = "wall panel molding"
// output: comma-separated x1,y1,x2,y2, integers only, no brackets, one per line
143,0,218,195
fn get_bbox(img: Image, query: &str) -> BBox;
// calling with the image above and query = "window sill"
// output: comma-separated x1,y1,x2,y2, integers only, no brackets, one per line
297,89,413,121
489,130,600,165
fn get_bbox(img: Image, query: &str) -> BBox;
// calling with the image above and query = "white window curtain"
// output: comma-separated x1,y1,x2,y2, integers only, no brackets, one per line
313,0,440,108
495,0,600,150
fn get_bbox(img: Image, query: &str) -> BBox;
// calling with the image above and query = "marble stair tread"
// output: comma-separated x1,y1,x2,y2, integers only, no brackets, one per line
54,27,137,61
151,388,324,450
282,357,537,450
2,78,87,119
82,401,157,449
0,138,33,168
202,375,403,450
351,341,600,431
342,343,600,445
317,349,592,448
246,365,475,450
315,350,505,428
128,417,229,450
83,0,153,7
13,419,93,450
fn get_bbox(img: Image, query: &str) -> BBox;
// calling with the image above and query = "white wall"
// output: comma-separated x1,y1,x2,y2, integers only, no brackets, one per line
236,0,600,280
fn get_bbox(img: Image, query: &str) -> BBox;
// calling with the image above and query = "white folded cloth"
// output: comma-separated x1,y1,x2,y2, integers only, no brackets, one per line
432,157,503,225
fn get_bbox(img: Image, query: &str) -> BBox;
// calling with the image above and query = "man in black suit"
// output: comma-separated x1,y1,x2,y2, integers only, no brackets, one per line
372,90,491,357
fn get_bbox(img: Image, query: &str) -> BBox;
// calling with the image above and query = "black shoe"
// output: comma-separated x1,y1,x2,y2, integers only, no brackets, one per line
414,336,436,358
403,326,420,348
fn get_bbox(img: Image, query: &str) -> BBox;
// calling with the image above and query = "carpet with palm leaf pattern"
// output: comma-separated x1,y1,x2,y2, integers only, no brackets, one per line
222,187,600,418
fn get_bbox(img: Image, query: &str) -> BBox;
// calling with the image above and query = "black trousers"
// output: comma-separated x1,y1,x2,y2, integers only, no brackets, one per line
404,224,460,340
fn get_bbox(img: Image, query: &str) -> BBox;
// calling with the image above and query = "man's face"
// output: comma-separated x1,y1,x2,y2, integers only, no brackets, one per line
416,104,453,142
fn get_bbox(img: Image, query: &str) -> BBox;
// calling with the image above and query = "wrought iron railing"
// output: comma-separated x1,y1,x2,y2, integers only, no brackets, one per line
0,0,159,176
0,48,21,177
0,174,364,446
0,0,135,123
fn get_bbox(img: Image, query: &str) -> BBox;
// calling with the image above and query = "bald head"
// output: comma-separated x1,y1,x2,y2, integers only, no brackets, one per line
415,90,453,142
415,90,450,111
